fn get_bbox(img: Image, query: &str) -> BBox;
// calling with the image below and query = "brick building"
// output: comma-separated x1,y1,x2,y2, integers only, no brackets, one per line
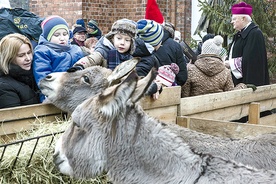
9,0,191,42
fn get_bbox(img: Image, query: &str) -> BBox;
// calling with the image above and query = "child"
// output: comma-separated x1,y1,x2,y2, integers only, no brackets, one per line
69,18,136,71
86,19,102,39
33,15,85,102
0,33,39,108
135,19,168,100
181,35,246,97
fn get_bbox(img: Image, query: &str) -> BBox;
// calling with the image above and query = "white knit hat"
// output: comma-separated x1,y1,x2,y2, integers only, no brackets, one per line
201,35,223,55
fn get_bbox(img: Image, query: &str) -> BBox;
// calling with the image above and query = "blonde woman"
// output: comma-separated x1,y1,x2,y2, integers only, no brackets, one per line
0,33,39,109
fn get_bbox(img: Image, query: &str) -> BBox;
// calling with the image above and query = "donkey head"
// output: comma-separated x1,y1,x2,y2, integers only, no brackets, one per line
53,68,157,179
39,58,140,113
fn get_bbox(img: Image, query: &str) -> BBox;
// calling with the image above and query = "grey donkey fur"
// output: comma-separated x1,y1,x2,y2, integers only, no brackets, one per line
39,60,276,171
53,70,276,184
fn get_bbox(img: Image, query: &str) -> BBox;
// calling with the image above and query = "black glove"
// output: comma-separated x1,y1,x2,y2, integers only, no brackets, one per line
67,65,84,72
246,84,257,91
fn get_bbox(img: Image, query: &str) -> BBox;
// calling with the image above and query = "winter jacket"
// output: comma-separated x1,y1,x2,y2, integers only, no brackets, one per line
0,64,39,109
181,54,244,97
74,36,133,70
154,29,188,86
33,35,84,101
133,38,160,95
229,22,269,86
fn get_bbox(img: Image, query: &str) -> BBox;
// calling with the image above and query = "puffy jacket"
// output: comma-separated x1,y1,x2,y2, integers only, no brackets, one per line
33,35,84,85
0,64,39,109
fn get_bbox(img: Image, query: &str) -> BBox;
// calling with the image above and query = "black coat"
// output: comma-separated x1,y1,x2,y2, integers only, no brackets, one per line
229,22,269,86
0,64,39,109
133,38,160,95
153,30,188,86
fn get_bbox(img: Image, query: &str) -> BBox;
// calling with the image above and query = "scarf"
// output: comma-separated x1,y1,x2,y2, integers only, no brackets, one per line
8,63,38,91
107,49,132,70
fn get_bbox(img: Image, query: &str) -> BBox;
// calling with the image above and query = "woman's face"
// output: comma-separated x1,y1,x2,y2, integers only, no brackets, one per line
113,33,131,54
14,43,33,70
50,28,69,45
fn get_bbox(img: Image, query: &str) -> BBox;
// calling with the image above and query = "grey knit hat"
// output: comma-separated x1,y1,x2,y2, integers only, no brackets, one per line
105,18,137,54
201,35,223,55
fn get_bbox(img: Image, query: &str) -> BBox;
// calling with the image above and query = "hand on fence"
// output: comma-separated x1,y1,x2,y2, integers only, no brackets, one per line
246,84,257,91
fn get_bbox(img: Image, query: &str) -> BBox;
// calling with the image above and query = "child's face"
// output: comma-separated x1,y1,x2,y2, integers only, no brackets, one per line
50,28,69,45
113,33,132,54
14,43,33,71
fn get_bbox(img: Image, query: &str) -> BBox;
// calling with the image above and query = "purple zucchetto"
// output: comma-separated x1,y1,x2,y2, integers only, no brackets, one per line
231,1,253,16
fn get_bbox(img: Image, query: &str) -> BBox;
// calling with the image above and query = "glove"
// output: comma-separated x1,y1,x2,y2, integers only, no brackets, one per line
246,84,257,91
67,65,84,72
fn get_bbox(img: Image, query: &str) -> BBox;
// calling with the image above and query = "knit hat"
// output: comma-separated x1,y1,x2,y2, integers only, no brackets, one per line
163,22,175,38
87,19,99,30
105,18,137,54
201,35,223,55
145,0,164,24
137,19,164,47
73,26,87,35
156,63,179,87
76,19,85,28
41,15,69,41
231,1,253,16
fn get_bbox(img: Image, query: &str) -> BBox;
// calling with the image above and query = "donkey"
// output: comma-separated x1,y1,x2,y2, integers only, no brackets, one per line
40,61,276,171
53,70,276,184
39,57,139,114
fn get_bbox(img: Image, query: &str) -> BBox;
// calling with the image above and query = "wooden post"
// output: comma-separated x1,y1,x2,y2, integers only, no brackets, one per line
248,102,260,124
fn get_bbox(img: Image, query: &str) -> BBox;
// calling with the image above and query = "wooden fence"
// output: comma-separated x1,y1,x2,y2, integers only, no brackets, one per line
1,85,276,140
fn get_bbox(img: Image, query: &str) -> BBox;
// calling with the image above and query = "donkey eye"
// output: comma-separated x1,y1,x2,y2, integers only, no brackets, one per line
82,76,90,84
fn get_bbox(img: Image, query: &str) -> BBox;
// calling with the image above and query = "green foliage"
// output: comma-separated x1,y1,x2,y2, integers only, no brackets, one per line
197,0,236,37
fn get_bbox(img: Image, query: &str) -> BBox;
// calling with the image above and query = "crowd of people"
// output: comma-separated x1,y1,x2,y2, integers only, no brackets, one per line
0,1,270,111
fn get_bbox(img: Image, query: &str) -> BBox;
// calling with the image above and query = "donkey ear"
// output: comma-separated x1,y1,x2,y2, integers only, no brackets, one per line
99,70,139,112
107,57,140,86
131,67,158,103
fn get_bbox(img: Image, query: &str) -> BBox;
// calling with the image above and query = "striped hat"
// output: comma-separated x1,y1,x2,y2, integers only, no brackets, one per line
137,19,164,47
41,15,69,41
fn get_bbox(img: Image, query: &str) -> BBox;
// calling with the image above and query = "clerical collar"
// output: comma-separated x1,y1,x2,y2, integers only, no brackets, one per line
241,22,252,32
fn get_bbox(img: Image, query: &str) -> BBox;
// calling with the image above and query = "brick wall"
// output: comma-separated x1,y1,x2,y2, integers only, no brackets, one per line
27,0,191,41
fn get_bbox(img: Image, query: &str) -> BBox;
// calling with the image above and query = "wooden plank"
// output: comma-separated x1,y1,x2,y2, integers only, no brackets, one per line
0,115,58,136
145,106,177,124
180,98,276,121
186,104,249,121
248,102,260,124
259,113,276,126
177,116,276,139
179,84,276,116
0,103,62,122
141,86,181,110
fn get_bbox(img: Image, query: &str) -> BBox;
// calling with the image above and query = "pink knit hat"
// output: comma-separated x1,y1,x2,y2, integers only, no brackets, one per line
156,63,179,87
231,2,253,16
